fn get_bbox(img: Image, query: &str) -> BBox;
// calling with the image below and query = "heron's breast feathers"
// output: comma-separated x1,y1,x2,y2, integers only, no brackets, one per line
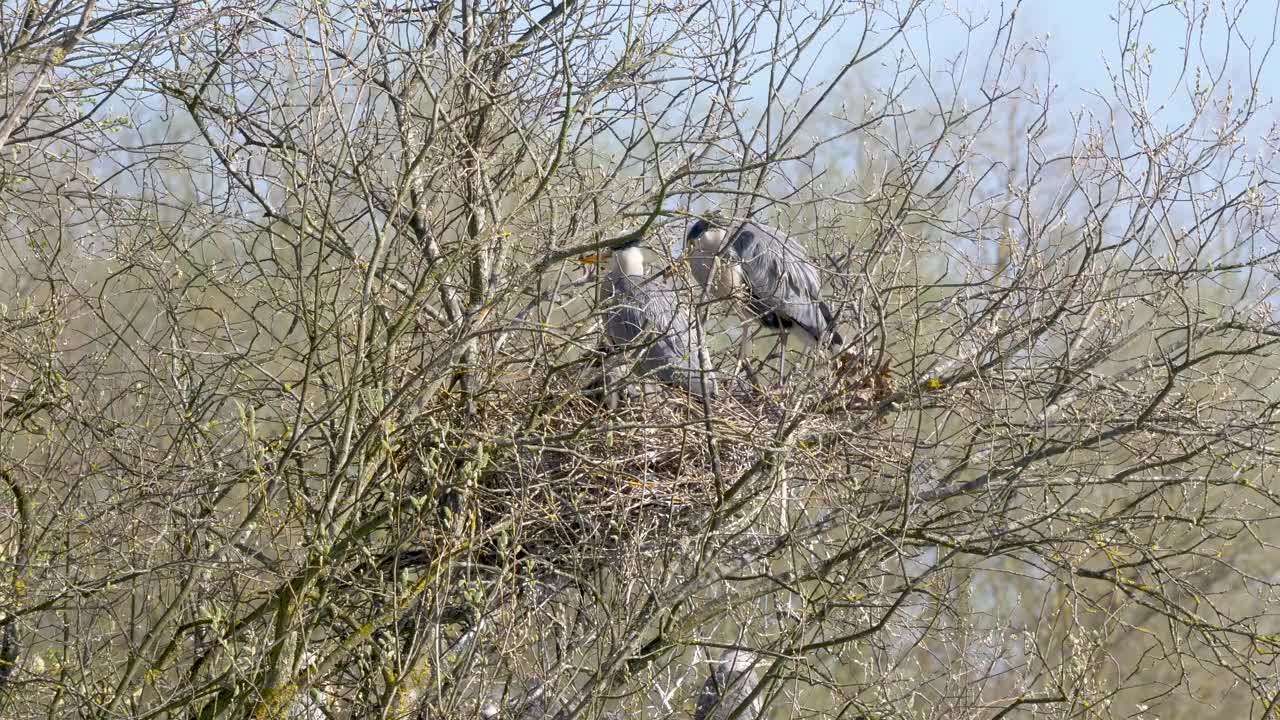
704,256,752,310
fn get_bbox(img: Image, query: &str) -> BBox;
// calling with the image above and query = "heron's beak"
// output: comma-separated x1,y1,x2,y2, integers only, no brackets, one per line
577,252,604,265
661,254,690,278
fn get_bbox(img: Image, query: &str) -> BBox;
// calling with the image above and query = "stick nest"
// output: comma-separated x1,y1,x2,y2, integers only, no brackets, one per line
403,375,862,573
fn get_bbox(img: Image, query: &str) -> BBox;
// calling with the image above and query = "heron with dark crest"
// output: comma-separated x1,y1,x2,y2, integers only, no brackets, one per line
686,213,842,379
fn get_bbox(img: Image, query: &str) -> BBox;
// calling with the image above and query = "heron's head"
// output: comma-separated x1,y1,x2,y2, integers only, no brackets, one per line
687,213,729,251
577,238,645,276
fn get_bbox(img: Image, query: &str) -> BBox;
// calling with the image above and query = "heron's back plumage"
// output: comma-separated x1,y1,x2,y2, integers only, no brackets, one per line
729,223,842,347
605,270,716,399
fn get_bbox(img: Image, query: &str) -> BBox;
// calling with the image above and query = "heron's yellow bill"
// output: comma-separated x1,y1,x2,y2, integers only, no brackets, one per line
577,252,605,265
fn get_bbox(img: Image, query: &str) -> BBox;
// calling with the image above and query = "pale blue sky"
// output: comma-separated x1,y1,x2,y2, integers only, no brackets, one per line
951,0,1279,140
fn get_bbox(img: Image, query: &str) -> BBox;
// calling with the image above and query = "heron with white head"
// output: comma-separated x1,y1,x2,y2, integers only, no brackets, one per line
686,213,842,380
694,648,765,720
579,239,716,400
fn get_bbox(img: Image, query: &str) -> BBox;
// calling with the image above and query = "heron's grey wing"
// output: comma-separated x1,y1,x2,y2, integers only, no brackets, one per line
732,223,840,345
603,273,650,349
606,273,716,398
640,278,717,398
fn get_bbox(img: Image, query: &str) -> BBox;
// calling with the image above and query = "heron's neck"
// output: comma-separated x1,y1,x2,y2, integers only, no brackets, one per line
696,227,727,251
612,246,645,276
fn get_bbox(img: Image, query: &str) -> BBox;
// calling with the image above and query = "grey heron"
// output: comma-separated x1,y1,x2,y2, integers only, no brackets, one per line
694,648,765,720
687,214,843,348
579,239,716,400
686,214,842,379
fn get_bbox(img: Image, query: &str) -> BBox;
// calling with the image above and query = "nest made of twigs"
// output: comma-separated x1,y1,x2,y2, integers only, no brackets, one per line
400,356,898,577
